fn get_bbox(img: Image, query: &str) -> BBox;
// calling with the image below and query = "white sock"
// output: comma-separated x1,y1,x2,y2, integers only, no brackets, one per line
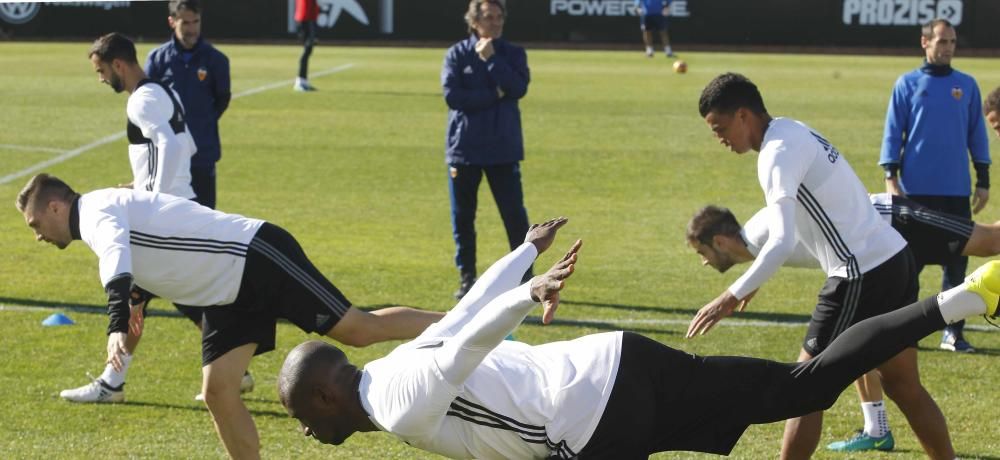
937,283,987,324
665,46,673,55
861,401,889,437
99,354,132,388
645,46,653,54
295,77,306,85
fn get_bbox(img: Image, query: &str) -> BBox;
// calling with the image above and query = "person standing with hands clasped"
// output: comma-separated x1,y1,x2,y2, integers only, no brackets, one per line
442,0,532,300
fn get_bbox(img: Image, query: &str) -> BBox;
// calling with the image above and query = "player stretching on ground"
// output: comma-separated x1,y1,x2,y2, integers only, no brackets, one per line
277,216,1000,458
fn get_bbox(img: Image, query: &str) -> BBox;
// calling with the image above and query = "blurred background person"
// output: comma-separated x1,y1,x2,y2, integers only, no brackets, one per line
294,0,319,91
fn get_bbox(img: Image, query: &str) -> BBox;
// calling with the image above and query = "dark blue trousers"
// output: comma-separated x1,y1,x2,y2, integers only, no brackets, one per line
448,163,530,278
191,164,217,210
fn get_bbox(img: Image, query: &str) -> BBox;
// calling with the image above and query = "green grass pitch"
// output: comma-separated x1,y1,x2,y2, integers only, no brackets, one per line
1,42,999,458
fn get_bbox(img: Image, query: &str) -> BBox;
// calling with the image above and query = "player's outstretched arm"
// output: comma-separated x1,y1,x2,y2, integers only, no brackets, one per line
436,240,581,386
429,218,569,338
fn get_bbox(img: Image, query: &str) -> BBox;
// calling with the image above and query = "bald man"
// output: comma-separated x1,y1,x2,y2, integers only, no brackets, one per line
279,223,1000,458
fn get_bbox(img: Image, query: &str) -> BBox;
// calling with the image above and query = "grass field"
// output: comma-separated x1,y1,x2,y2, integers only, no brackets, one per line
1,42,999,459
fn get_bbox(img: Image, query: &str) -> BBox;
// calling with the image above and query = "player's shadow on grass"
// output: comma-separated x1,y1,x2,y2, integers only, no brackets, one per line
559,299,812,323
124,400,288,419
0,297,186,317
522,316,680,336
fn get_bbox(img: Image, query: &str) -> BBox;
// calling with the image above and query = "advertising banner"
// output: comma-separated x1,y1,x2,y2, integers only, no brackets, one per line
1,0,997,49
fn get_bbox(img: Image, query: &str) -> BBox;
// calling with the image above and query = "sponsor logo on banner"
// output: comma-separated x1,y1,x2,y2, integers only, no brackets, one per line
550,0,689,18
0,2,40,24
288,0,394,34
317,0,370,28
842,0,962,26
0,2,131,26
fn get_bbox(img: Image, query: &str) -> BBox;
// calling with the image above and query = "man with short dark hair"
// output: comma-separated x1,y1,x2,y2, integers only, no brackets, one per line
880,18,990,354
277,216,1000,458
694,72,953,459
146,0,230,210
17,172,443,459
688,194,1000,452
63,32,202,404
89,32,195,200
687,194,1000,275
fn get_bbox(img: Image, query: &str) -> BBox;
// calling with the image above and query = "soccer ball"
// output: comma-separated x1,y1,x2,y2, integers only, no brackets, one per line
673,60,687,74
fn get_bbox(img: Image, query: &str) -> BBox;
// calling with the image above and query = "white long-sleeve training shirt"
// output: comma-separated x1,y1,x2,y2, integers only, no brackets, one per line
742,193,910,270
76,188,263,306
728,118,906,299
126,80,196,199
360,243,622,459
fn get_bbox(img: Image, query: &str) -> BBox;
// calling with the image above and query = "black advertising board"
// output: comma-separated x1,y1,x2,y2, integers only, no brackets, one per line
1,0,997,49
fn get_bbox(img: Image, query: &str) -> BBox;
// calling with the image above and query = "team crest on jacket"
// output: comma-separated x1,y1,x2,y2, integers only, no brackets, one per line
197,67,208,81
952,86,963,100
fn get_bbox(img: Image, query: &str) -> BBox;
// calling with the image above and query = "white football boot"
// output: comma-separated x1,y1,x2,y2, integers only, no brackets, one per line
60,373,125,403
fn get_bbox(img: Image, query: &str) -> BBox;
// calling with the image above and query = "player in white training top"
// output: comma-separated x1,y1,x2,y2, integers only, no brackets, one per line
16,173,444,459
687,196,1000,451
89,32,195,199
692,73,953,459
278,217,1000,459
64,32,209,406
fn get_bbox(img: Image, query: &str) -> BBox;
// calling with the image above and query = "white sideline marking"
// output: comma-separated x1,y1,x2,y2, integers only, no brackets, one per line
3,303,997,332
232,63,354,98
0,132,127,186
529,316,997,332
0,144,68,154
0,63,356,186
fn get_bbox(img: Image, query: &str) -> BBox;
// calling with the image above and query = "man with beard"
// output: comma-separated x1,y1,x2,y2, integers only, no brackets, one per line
89,32,196,200
59,32,199,404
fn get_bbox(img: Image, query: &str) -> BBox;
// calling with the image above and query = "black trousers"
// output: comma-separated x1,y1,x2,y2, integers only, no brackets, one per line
297,20,317,79
909,194,971,333
576,296,946,458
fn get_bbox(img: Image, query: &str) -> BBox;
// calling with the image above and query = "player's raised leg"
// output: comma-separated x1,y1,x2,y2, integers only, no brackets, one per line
732,261,1000,429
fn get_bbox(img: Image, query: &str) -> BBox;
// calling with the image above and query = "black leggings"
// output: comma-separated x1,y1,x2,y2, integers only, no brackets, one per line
576,295,946,458
297,20,317,79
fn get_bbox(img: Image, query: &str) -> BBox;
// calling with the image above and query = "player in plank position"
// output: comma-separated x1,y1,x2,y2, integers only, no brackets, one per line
278,215,1000,459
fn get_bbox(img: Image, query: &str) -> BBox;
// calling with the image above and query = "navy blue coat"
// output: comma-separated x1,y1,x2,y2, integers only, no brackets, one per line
145,37,231,167
442,35,530,166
